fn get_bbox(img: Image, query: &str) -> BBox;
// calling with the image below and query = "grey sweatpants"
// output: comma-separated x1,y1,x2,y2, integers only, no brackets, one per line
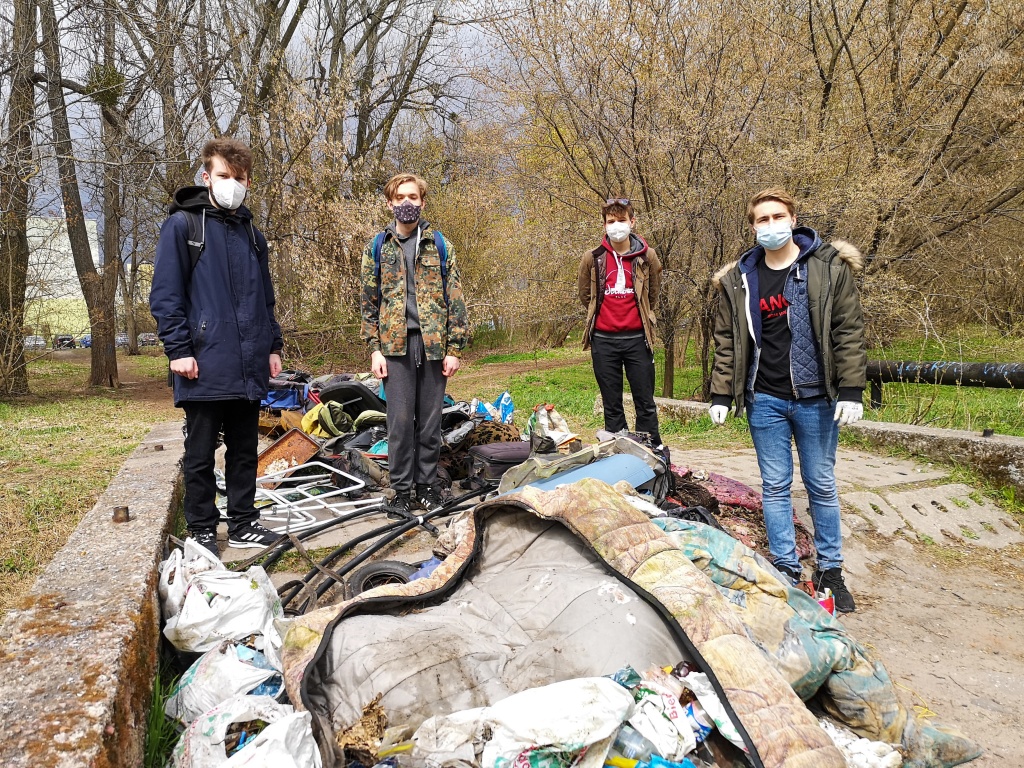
384,331,447,493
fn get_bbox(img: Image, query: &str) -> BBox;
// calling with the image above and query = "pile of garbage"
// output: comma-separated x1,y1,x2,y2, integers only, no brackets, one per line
151,366,979,768
157,540,321,767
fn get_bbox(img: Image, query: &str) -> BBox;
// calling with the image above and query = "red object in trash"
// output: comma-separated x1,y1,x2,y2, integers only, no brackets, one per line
818,588,835,615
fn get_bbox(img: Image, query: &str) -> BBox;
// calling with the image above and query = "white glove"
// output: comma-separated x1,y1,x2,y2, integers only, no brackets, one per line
834,401,863,427
709,404,729,425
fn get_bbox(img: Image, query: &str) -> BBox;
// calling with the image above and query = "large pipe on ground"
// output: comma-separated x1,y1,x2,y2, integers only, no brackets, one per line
866,361,1024,407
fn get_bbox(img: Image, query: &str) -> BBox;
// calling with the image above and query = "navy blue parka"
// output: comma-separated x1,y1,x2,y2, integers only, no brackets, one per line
150,186,283,406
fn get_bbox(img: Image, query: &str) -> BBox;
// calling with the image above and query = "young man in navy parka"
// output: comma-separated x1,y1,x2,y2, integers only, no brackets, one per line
150,137,284,555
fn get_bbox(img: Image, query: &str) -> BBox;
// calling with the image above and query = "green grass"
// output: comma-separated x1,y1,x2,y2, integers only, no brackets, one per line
143,653,183,768
866,325,1024,436
0,351,178,615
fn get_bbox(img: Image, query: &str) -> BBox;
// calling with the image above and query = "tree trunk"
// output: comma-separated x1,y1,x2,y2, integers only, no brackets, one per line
698,287,718,402
661,324,674,398
39,0,120,387
0,0,35,396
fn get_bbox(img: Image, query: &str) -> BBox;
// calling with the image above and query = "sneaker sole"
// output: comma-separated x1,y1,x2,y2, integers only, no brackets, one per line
228,537,283,549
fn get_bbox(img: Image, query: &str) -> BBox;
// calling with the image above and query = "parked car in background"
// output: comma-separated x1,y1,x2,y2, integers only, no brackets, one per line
53,334,76,349
115,333,130,348
138,332,160,347
79,334,92,348
23,335,46,351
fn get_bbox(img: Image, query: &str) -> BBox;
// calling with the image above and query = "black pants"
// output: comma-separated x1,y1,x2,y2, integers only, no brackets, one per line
591,331,661,443
182,400,260,534
384,331,447,494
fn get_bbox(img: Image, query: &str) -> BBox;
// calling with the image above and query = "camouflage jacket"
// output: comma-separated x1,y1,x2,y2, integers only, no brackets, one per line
359,221,470,360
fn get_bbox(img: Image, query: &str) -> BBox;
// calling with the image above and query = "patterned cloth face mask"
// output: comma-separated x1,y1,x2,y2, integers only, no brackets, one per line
393,201,421,224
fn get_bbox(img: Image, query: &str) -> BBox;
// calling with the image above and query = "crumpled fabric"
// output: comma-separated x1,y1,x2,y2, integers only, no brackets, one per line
653,516,981,768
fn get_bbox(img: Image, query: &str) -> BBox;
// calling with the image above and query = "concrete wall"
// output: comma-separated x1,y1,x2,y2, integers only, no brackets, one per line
0,422,184,768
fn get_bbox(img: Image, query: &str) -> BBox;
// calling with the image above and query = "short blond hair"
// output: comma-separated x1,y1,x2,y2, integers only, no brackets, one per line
383,173,428,201
747,187,796,224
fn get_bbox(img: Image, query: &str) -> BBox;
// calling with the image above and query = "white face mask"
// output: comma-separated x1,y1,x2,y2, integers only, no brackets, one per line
606,221,631,243
209,178,248,210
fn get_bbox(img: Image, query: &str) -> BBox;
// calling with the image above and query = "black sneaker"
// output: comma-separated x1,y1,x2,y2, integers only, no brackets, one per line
228,521,284,549
385,492,413,520
775,563,802,586
814,567,856,613
416,482,453,512
190,529,219,558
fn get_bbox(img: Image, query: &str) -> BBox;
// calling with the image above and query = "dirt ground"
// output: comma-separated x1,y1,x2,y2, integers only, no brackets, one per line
838,533,1024,766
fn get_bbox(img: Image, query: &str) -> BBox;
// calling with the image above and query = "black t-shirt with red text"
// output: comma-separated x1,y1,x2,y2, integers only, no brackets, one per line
754,261,794,399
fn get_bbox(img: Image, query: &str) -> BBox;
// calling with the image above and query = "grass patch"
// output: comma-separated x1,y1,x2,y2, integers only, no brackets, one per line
265,546,342,574
475,348,567,365
868,325,1024,436
144,651,183,768
0,350,178,615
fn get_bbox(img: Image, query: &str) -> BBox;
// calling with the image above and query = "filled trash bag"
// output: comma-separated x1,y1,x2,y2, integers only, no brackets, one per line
164,566,285,670
169,694,321,768
165,641,282,725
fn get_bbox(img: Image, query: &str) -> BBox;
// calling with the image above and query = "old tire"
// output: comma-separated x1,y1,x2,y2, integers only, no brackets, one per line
346,560,419,598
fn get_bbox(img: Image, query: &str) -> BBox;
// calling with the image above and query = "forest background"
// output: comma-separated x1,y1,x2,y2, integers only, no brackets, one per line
2,0,1024,401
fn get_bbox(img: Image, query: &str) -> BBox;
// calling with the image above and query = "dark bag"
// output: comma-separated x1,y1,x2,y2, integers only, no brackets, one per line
467,441,532,486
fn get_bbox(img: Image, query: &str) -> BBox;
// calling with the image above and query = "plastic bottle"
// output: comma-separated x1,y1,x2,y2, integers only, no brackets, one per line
613,724,658,762
684,701,714,743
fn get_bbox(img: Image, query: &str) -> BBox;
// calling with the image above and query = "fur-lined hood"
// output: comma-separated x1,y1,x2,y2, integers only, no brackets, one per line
712,233,863,289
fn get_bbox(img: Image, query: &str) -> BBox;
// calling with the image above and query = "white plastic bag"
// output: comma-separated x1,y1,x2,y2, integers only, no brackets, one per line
679,671,747,753
165,642,280,725
164,566,284,669
412,677,634,768
819,719,902,768
169,695,321,768
159,539,225,620
627,680,697,761
221,711,322,768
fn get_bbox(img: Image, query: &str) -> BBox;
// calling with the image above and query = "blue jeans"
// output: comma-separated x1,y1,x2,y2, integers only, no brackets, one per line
747,392,843,572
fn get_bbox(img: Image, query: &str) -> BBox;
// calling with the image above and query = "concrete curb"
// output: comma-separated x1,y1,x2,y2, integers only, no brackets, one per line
598,394,1024,494
0,421,184,768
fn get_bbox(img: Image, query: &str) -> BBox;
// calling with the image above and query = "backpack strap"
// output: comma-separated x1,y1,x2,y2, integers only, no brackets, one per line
372,231,387,303
434,230,449,307
179,209,206,274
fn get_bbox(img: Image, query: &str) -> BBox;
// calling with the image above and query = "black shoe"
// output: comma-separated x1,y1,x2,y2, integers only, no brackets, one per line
190,528,219,558
775,563,802,586
814,567,856,613
385,492,413,520
227,521,284,549
416,482,453,512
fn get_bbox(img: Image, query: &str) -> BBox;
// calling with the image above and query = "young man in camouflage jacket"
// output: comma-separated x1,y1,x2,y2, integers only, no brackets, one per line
360,173,470,516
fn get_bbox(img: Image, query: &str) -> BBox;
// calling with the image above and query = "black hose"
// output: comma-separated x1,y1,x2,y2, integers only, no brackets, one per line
278,486,491,610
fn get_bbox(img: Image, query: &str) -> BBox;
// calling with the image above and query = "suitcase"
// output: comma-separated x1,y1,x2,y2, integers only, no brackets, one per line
467,441,532,485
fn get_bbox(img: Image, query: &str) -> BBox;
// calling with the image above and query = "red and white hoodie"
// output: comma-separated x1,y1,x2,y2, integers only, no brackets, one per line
595,235,647,333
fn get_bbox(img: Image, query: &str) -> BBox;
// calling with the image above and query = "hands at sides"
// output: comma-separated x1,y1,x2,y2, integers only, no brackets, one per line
834,401,864,427
709,404,729,425
170,356,199,379
371,350,388,379
442,355,460,378
269,353,282,378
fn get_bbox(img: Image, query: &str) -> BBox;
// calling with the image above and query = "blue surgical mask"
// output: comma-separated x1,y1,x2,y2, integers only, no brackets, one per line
755,220,793,251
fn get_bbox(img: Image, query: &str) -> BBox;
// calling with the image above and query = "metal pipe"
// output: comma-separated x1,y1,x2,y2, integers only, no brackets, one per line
866,361,1024,407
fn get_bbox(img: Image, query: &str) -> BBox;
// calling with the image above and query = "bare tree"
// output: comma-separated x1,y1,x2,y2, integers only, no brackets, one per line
0,0,36,395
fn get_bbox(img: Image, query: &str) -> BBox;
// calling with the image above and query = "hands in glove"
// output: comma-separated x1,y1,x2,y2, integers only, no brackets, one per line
834,401,863,427
709,404,729,425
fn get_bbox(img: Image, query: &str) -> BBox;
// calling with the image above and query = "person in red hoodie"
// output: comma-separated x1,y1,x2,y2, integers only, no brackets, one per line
578,198,664,447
